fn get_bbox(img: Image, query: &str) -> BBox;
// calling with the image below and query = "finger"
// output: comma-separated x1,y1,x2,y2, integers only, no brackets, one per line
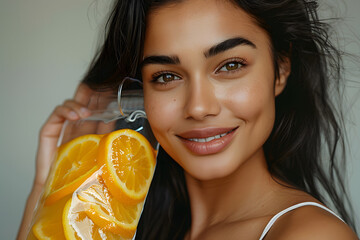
73,83,94,105
63,100,91,118
47,105,80,125
39,105,79,140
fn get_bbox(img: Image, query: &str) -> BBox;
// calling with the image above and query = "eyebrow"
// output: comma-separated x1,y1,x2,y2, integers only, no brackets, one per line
204,37,256,58
141,37,256,68
141,55,180,68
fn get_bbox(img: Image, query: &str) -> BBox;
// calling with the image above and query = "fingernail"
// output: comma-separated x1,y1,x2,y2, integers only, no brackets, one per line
80,107,91,116
69,111,78,119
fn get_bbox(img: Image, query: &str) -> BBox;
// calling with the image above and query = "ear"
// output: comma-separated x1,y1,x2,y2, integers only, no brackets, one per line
274,57,291,96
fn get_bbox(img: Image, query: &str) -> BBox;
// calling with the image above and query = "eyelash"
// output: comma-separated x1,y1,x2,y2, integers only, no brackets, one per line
150,71,181,84
215,58,247,74
150,58,247,84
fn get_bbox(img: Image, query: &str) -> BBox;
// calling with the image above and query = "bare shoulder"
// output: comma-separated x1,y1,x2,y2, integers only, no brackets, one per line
265,204,358,240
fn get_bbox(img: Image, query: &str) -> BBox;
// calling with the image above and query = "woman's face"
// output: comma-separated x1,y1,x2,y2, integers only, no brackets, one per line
142,0,289,180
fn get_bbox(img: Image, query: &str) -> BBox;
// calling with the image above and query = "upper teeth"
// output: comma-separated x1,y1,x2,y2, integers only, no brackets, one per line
189,132,228,142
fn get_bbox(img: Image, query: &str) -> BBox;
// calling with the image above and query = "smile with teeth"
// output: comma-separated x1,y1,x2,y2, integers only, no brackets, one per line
187,129,234,142
179,127,238,155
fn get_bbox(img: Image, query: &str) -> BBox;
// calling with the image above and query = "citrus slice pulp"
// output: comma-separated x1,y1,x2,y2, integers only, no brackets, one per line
76,176,143,238
44,134,101,205
63,197,131,240
32,197,69,240
97,129,156,204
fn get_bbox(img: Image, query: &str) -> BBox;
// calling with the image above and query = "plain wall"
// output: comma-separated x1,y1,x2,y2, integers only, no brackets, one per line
0,0,359,239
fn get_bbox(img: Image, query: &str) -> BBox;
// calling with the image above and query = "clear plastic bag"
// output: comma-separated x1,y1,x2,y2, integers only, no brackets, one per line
27,78,157,240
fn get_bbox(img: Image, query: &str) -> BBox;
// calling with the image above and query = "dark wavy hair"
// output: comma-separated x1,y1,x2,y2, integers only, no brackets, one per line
82,0,357,238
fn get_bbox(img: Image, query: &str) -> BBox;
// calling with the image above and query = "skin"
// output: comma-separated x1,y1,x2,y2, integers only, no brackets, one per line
18,0,357,239
141,0,357,239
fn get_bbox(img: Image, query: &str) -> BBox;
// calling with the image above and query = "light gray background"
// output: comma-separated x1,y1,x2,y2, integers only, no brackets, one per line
0,0,359,239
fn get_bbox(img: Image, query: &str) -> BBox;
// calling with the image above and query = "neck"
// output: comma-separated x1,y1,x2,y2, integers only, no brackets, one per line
185,149,280,239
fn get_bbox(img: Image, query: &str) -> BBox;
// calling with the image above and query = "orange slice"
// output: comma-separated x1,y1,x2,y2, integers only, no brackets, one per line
97,129,156,204
44,134,102,206
77,176,143,238
63,198,131,240
32,197,69,240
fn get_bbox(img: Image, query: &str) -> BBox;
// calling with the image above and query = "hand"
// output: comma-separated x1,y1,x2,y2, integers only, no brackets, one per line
34,83,93,187
17,83,95,240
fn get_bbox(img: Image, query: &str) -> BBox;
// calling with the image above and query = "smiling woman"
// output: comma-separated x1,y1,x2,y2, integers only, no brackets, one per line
17,0,359,239
142,1,287,183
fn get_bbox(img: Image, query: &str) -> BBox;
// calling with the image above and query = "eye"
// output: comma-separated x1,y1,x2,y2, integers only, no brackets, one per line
216,60,246,73
152,72,181,83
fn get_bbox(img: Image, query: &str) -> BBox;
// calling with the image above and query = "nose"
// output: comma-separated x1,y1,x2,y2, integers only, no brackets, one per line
184,77,221,120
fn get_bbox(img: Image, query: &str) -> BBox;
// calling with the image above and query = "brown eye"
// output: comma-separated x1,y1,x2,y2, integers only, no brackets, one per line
153,73,181,83
226,62,239,71
218,61,244,72
163,74,176,82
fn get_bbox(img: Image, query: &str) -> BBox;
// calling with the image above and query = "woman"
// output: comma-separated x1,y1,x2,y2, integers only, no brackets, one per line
18,0,358,239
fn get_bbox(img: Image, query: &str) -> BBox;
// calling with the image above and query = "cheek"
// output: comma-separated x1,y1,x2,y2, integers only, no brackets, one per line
144,91,179,139
223,76,276,134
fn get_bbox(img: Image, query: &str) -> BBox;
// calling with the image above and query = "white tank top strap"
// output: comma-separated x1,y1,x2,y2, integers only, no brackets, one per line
258,201,344,240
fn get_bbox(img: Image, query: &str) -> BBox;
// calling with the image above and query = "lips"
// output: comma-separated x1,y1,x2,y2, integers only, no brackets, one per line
177,127,238,155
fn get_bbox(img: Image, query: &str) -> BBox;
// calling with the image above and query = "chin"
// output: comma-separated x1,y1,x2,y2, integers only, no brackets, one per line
182,156,242,181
